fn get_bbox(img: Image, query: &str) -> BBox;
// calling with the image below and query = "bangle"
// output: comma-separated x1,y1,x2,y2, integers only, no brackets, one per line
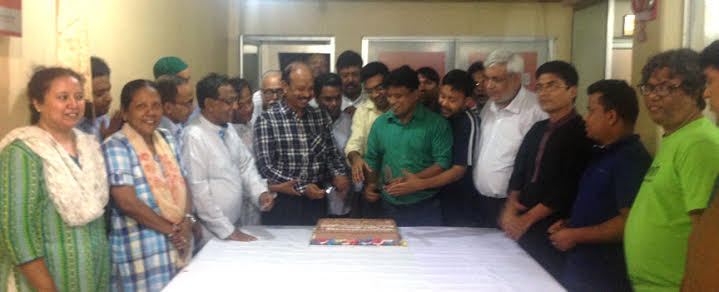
185,213,197,224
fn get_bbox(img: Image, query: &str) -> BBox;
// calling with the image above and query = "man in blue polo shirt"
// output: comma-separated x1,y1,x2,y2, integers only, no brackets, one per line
363,66,453,226
548,80,651,291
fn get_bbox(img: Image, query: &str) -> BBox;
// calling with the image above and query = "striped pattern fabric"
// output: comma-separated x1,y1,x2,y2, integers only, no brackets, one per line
0,140,110,292
102,129,183,292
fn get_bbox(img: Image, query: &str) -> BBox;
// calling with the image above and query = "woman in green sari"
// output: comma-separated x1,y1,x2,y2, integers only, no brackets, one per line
0,67,111,291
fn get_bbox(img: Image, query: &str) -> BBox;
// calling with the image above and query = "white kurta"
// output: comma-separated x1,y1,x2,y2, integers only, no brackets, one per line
182,114,270,245
327,112,353,216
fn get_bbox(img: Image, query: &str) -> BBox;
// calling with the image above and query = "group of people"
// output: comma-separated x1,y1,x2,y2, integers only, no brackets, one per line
2,41,719,291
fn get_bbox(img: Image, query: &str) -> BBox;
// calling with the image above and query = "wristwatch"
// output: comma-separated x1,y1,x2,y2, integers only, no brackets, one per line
185,213,197,224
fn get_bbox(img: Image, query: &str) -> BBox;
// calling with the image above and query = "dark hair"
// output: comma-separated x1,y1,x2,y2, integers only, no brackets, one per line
467,61,485,76
196,73,230,109
417,67,439,84
641,49,705,110
535,60,579,87
385,65,419,90
27,67,85,124
91,56,111,78
156,75,188,104
700,40,719,70
441,70,473,97
228,77,252,96
281,61,309,85
361,62,389,83
336,50,362,71
313,73,342,97
120,79,158,111
587,79,639,125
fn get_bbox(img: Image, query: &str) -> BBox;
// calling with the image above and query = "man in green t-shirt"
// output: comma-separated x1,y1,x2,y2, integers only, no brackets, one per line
625,49,719,292
363,65,453,226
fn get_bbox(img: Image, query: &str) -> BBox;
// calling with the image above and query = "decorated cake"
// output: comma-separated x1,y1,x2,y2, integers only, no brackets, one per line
310,218,404,246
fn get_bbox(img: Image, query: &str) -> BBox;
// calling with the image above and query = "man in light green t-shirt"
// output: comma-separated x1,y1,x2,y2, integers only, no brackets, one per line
625,49,719,292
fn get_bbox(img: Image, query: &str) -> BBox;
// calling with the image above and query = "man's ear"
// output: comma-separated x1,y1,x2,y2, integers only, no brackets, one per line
607,109,619,126
464,96,476,109
569,86,578,103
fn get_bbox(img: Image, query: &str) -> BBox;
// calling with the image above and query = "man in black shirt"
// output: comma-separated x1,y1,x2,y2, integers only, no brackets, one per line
499,61,593,279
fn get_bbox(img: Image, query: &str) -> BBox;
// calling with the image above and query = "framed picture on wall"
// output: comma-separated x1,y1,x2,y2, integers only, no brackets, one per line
362,36,556,90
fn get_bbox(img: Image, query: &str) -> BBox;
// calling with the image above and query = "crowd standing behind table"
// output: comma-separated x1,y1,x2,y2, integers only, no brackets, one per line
2,42,719,291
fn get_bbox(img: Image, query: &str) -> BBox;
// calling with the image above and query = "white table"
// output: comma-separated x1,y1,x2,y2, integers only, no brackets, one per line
163,226,565,292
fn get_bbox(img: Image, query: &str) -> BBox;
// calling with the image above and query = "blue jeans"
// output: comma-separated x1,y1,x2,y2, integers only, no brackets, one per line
381,197,442,226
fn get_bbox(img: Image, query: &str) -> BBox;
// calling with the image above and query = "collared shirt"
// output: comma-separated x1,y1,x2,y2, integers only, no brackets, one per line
327,111,353,215
232,122,255,153
561,135,651,291
250,90,263,125
183,115,268,241
76,114,109,142
344,100,385,158
473,87,548,198
159,116,185,151
365,104,453,205
254,100,347,195
508,112,593,217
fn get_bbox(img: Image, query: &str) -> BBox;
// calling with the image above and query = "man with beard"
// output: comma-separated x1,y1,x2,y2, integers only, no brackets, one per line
363,66,452,226
335,50,365,115
417,67,441,112
77,56,123,142
473,50,547,229
468,61,488,114
255,62,350,225
251,70,285,125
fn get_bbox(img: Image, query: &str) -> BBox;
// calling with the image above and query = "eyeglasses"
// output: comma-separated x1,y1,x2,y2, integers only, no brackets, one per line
262,88,284,97
474,80,485,88
172,99,194,108
638,82,681,97
534,81,569,92
366,85,385,95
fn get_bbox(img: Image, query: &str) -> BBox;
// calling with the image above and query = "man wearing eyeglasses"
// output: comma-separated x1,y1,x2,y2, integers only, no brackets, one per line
250,70,285,125
468,61,488,115
624,49,719,292
157,75,195,152
499,60,593,279
473,50,547,229
182,73,276,246
345,62,390,218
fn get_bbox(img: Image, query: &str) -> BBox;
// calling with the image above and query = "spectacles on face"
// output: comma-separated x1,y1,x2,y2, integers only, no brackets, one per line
366,84,385,95
474,80,485,88
534,81,569,92
638,82,681,97
262,88,283,97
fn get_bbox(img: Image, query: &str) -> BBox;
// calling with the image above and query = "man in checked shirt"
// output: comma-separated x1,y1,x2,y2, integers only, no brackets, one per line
254,62,351,225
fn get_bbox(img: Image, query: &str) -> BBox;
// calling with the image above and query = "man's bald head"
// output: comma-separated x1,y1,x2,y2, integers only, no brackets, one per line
282,62,314,113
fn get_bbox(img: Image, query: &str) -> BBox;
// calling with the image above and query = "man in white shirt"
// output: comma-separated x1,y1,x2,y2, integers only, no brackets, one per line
314,73,352,217
157,75,195,151
473,50,547,228
229,77,256,150
251,70,284,125
183,73,276,246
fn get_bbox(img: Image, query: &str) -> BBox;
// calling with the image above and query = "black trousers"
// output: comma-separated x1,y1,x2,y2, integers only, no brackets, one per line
518,217,565,281
261,192,327,225
476,195,506,229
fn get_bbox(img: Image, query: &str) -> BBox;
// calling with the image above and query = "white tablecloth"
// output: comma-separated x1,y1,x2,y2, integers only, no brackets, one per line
163,226,565,292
